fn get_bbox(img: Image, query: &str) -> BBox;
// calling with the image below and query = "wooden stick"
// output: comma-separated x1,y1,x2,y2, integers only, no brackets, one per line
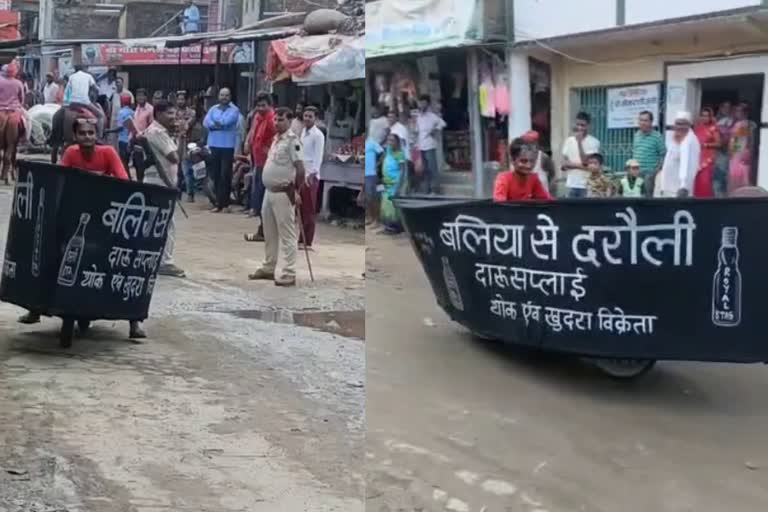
295,205,315,282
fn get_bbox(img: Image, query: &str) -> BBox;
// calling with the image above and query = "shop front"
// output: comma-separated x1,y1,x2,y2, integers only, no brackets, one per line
267,33,366,218
79,41,248,104
366,0,509,198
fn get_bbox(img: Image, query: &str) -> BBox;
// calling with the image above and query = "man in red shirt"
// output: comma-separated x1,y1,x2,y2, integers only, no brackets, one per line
493,137,552,202
244,92,276,241
56,116,144,339
61,118,130,180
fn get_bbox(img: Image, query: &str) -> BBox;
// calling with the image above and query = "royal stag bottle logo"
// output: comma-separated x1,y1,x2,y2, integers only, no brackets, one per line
57,213,90,287
442,256,464,312
712,227,742,327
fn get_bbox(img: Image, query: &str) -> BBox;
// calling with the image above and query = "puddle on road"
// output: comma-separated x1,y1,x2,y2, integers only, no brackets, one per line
228,309,365,340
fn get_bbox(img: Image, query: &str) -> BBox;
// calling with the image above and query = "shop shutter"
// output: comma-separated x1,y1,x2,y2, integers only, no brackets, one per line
572,86,636,174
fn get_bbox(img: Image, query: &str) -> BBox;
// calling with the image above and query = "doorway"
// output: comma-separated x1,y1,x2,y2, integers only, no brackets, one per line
699,74,764,125
666,56,768,190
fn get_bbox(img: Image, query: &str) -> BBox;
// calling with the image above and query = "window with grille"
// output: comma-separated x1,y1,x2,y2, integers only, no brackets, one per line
571,84,663,174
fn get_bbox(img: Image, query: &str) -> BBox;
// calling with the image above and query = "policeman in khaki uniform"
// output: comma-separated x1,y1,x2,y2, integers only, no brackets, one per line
249,107,306,287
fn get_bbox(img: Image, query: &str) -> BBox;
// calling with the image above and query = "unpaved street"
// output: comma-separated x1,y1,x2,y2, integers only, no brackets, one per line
366,233,768,512
0,186,365,511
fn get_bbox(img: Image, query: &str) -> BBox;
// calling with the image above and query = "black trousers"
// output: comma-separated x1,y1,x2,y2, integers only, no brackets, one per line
209,147,235,208
133,146,146,183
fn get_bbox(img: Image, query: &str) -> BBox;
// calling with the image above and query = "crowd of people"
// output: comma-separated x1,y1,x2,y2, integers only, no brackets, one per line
494,104,758,202
98,78,327,288
364,99,760,227
365,94,447,234
1,62,330,292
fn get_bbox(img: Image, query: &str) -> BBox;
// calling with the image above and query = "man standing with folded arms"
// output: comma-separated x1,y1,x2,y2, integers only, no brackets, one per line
248,108,306,287
203,87,240,212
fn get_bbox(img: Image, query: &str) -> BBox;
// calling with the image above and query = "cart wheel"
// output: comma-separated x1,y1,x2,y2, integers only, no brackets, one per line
77,320,91,334
587,358,656,379
60,319,75,349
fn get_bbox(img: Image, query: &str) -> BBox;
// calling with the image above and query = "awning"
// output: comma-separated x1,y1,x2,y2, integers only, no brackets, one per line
163,12,306,48
292,36,364,85
160,25,301,48
42,23,300,53
267,34,364,85
365,0,482,59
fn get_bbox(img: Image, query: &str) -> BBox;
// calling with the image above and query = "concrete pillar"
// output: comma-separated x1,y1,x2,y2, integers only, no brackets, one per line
467,48,485,199
507,50,532,141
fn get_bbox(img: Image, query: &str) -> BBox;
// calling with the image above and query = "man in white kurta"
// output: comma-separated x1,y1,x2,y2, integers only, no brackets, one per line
654,112,700,198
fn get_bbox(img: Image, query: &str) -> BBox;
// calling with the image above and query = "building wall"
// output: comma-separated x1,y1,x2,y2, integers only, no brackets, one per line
514,0,616,41
123,2,209,37
48,0,198,40
626,0,762,25
52,8,120,39
544,32,768,182
514,0,763,42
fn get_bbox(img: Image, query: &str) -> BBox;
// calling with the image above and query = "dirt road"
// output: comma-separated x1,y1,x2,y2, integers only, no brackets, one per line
366,233,768,512
0,187,365,511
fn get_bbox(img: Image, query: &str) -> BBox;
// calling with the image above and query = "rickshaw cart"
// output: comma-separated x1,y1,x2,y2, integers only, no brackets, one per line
0,161,177,347
396,196,768,378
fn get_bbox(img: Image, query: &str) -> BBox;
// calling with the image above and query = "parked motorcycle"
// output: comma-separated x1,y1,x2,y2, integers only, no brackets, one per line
184,143,216,205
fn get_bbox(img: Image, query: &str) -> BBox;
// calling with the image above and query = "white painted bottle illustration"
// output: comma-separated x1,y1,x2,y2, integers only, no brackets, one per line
442,256,464,311
31,189,44,277
712,227,742,327
57,213,90,287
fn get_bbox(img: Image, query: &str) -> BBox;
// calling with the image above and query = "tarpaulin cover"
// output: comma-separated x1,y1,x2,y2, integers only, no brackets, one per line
396,196,768,363
292,36,364,85
267,34,360,82
0,11,20,42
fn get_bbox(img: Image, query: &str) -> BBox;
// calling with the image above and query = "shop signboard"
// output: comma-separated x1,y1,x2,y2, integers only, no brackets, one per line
606,84,661,129
81,43,254,67
366,0,479,57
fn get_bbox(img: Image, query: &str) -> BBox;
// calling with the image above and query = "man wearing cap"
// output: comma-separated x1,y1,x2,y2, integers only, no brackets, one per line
654,112,700,198
632,110,665,196
42,73,59,104
619,159,645,198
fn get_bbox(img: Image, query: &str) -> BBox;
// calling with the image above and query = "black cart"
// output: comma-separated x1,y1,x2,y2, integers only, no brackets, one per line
0,161,177,347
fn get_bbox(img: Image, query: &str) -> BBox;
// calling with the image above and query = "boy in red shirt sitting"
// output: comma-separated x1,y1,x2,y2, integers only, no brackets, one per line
60,117,130,180
493,137,552,202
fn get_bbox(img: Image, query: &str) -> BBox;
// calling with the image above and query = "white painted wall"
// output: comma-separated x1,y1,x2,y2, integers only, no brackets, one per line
513,0,616,41
566,60,664,88
513,0,762,41
626,0,762,25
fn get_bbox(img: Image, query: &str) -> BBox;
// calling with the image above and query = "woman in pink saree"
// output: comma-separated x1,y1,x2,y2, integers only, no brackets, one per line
693,107,720,198
728,102,757,193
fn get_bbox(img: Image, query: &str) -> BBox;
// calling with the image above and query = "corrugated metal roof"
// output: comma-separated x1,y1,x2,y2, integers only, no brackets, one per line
195,25,302,45
42,24,300,50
